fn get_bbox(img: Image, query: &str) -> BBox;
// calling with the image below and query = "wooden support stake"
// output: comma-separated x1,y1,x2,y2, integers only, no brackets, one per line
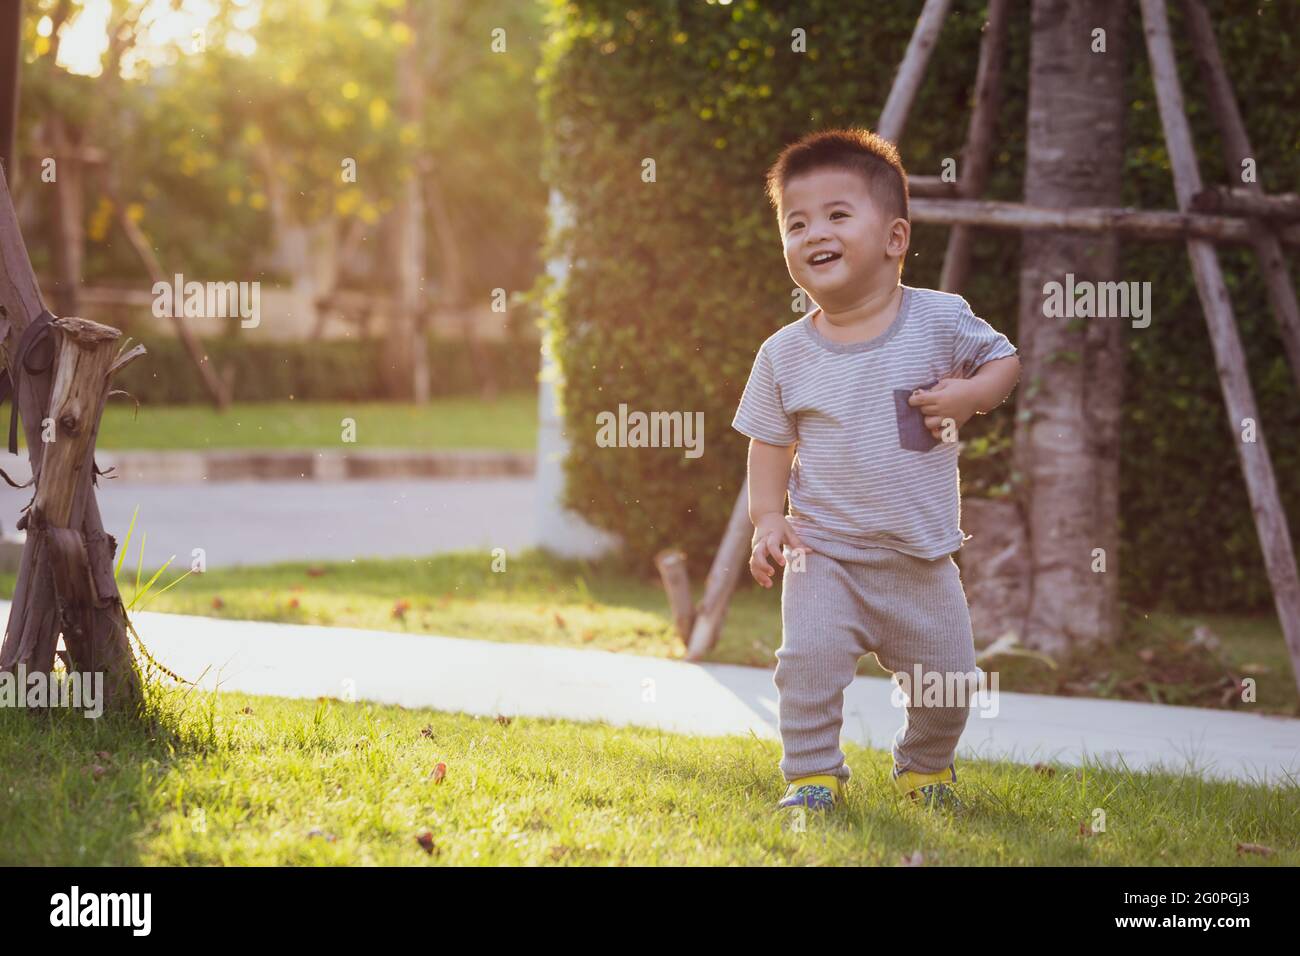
911,197,1300,244
939,0,1010,294
685,477,752,662
908,175,961,198
1182,0,1300,393
1141,0,1300,698
876,0,952,144
1190,187,1300,222
653,548,694,646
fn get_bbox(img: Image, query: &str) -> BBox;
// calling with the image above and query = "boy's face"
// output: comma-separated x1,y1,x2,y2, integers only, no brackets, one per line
779,168,908,308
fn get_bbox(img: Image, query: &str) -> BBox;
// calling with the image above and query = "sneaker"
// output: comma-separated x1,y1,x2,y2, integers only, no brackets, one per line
776,773,841,812
892,764,962,811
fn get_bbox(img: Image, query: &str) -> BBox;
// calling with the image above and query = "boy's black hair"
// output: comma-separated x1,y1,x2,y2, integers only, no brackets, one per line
764,127,910,227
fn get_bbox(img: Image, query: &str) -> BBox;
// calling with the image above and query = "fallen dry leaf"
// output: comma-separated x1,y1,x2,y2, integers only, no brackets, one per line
415,830,437,855
1236,842,1274,856
431,762,447,783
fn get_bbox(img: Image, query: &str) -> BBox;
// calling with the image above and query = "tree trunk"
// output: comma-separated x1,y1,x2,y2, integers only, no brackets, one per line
426,169,498,400
46,115,83,320
385,0,431,403
31,318,144,710
1012,0,1127,654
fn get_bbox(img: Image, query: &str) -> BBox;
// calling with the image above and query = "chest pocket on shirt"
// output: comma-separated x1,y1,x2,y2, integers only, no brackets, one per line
892,379,941,452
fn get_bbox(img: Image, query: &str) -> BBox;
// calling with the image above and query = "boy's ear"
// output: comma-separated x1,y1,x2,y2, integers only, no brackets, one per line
887,218,911,260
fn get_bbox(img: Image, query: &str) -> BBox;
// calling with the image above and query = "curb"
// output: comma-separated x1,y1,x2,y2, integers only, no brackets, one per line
1,449,536,484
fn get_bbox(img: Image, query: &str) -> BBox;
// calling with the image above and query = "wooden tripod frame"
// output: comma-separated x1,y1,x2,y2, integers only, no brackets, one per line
0,163,145,714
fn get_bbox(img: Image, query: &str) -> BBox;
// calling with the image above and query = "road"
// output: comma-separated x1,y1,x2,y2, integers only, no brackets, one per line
0,477,537,569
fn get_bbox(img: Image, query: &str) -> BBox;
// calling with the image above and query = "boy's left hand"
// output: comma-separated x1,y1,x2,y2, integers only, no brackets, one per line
908,378,981,439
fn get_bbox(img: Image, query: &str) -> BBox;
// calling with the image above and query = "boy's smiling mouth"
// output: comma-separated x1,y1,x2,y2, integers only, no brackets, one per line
808,250,842,269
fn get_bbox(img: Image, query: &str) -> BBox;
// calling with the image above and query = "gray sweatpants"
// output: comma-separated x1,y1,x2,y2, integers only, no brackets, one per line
775,540,978,784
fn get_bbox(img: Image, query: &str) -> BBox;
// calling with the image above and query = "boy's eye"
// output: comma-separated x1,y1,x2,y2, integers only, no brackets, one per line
788,212,847,232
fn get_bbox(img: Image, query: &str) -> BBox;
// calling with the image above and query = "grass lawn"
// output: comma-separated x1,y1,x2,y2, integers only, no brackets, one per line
1,548,1292,717
18,393,539,452
1,685,1295,865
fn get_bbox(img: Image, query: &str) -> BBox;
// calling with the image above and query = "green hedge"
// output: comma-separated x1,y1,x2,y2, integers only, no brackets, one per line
113,334,540,404
538,0,1300,613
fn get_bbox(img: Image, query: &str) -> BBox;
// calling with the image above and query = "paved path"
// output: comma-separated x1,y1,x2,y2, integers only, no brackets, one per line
0,478,537,568
15,601,1295,788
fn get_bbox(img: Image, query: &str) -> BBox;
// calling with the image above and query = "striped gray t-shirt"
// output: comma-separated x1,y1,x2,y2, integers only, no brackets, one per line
731,284,1017,561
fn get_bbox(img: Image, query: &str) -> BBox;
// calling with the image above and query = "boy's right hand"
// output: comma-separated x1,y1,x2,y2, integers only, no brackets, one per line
749,514,815,589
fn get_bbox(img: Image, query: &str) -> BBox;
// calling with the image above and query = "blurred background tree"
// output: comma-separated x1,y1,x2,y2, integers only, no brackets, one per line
15,0,548,399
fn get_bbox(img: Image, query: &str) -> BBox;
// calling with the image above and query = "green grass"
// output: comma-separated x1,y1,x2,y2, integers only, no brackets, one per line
39,394,539,451
1,547,1292,716
1,684,1295,865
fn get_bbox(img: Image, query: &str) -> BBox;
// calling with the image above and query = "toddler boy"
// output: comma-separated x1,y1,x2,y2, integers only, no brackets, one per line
731,128,1021,812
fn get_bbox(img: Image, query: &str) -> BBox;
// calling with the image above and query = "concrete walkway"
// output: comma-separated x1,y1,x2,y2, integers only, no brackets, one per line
13,600,1296,788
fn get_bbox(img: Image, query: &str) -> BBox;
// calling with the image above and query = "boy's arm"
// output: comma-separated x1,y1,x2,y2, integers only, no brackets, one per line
909,353,1020,434
731,343,813,580
746,437,814,587
964,353,1021,414
747,438,795,531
